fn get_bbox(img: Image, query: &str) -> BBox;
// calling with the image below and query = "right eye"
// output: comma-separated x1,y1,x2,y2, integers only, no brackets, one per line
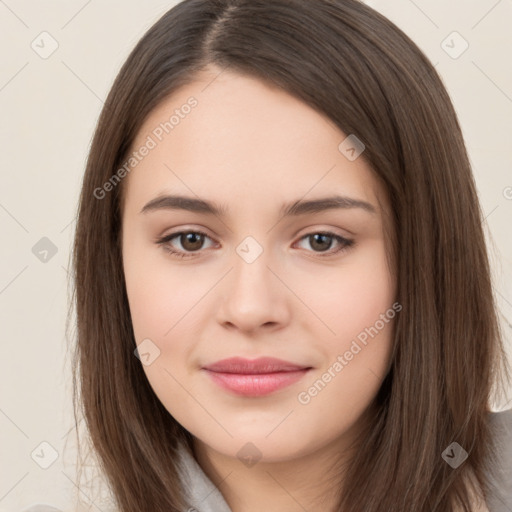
155,230,217,259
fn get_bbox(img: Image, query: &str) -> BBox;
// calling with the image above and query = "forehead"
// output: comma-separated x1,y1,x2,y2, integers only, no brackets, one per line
122,69,386,217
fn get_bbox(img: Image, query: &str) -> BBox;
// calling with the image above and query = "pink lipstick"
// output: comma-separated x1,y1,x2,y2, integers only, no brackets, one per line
202,357,311,397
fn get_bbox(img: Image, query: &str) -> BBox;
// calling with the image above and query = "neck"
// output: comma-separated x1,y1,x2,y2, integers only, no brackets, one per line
191,411,372,512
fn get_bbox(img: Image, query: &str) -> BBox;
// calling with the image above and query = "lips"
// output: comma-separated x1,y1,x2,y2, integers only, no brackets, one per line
202,357,310,374
202,357,312,397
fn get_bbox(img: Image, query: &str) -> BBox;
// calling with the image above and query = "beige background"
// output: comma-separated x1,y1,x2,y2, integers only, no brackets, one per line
0,0,511,510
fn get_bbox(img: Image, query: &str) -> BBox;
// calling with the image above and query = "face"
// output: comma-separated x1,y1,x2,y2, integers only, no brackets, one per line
121,66,398,464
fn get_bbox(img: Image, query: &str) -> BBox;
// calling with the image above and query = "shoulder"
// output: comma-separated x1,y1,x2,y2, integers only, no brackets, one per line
488,407,512,458
489,407,512,425
486,408,512,510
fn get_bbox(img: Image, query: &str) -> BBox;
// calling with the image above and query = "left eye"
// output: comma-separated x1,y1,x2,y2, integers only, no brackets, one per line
295,232,354,256
156,230,354,259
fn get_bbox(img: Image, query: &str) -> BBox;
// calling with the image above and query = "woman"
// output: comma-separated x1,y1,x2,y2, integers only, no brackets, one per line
67,0,512,511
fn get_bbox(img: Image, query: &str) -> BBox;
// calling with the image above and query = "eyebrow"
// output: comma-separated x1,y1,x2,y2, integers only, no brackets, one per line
140,194,377,217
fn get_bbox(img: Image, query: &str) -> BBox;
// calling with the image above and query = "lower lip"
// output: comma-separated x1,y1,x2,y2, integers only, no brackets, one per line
203,369,310,397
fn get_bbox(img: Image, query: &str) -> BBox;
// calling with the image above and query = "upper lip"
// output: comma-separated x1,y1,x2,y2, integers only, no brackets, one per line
202,357,311,374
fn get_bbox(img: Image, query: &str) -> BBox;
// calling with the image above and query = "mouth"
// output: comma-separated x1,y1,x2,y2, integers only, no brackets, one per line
201,357,312,397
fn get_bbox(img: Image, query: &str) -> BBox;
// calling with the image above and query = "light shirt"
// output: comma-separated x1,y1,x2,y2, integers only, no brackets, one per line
20,409,512,512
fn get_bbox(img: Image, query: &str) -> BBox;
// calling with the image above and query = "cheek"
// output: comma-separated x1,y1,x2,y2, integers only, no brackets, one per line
297,239,396,406
300,239,396,345
296,294,396,440
123,248,207,419
123,240,204,343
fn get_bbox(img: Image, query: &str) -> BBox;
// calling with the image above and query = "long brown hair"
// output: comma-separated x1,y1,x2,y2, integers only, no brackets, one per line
68,0,511,510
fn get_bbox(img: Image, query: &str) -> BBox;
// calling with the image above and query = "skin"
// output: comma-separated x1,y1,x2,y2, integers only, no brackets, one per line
121,65,398,512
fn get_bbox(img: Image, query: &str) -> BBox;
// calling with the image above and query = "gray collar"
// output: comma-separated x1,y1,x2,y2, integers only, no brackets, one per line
176,443,232,512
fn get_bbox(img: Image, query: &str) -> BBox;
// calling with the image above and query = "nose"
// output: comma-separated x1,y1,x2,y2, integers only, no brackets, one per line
216,247,291,334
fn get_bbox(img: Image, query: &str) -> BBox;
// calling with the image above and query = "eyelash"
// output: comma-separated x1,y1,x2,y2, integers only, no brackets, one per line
155,230,355,260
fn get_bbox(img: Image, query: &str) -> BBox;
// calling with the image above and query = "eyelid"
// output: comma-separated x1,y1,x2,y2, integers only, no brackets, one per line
157,229,217,252
158,224,351,242
294,224,353,240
